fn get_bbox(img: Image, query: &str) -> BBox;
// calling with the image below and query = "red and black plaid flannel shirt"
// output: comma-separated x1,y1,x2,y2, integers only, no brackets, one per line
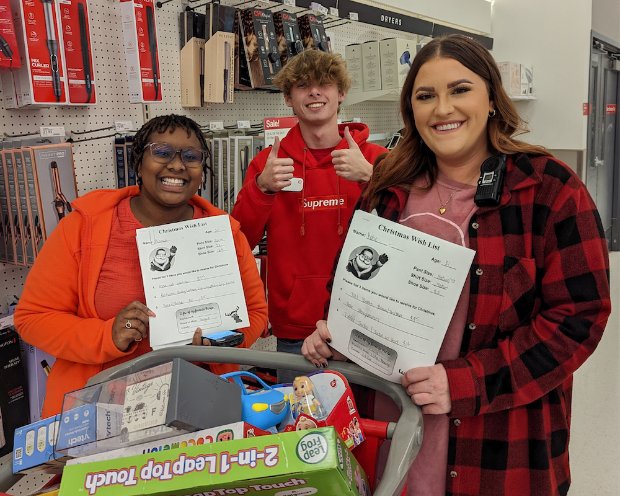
360,153,611,496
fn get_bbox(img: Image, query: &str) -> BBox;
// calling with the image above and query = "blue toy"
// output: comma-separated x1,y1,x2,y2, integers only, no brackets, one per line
219,371,290,431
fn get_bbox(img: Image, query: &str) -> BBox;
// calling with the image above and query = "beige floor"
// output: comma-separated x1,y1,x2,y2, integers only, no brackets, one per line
569,252,619,494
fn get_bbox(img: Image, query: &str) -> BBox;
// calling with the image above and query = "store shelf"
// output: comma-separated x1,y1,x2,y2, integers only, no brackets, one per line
510,95,537,101
344,89,401,106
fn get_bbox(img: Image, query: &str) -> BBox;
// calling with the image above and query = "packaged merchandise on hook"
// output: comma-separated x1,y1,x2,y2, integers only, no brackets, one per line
0,0,21,69
2,0,95,106
119,0,163,103
0,138,78,266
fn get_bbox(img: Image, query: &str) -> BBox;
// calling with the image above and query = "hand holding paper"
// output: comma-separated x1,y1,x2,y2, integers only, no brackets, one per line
327,210,475,382
136,216,249,349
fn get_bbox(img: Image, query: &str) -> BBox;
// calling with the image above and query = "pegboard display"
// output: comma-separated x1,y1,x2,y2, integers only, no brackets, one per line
0,0,420,312
0,1,429,490
149,0,419,134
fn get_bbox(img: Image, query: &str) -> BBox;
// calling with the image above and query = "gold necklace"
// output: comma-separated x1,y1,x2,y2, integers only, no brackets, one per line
436,186,458,215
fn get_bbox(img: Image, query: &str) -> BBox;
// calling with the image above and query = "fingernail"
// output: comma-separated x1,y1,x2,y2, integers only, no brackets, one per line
315,363,320,368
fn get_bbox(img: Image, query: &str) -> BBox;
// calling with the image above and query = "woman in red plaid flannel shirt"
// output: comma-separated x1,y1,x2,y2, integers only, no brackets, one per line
302,35,611,495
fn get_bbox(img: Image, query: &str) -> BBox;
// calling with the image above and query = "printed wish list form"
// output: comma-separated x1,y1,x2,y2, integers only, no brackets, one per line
328,210,475,382
136,215,249,349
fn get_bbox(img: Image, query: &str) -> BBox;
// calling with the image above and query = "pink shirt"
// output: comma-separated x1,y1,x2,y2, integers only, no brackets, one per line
399,173,477,496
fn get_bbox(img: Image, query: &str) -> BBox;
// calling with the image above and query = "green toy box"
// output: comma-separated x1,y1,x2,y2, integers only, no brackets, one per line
58,427,371,496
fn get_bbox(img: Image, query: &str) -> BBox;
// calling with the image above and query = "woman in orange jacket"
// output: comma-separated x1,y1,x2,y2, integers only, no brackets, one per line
14,114,268,417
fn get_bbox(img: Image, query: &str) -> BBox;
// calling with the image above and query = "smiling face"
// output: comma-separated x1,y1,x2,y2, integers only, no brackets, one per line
284,79,344,127
154,248,167,262
411,56,493,172
356,249,373,269
293,376,313,398
136,127,203,212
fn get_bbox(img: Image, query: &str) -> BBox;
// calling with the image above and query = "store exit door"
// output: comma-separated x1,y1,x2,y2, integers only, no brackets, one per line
587,38,619,250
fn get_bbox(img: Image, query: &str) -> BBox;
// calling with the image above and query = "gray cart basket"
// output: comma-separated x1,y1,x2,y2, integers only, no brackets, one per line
1,346,423,496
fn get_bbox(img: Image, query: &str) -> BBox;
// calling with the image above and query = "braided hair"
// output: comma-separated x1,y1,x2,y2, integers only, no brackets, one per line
130,114,211,179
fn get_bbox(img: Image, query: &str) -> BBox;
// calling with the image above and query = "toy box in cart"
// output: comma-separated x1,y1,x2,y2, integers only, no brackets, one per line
277,370,366,449
58,426,371,496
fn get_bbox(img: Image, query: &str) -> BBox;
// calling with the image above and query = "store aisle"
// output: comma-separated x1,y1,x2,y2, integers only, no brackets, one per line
569,252,619,495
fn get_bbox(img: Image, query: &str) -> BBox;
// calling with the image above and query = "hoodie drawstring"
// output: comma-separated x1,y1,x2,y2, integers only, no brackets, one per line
336,176,343,235
300,147,307,236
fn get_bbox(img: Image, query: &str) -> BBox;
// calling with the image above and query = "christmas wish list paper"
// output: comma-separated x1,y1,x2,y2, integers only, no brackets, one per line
327,210,475,382
136,215,249,349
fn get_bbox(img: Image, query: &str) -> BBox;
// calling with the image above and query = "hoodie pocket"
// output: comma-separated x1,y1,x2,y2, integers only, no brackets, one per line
287,275,330,327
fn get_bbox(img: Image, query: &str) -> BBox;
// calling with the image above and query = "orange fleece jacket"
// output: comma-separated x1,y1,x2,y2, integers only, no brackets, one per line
14,186,267,417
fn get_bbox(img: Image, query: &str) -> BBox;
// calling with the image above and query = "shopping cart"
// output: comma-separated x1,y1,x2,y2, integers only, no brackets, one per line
83,346,423,496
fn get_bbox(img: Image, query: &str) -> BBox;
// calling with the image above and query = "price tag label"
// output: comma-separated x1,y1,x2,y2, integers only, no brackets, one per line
209,121,224,131
237,120,251,129
114,120,134,132
282,0,295,6
349,12,359,21
310,2,328,15
39,126,66,137
329,7,339,17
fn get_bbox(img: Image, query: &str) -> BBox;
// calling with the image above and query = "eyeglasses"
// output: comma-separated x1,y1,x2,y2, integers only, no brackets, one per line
358,252,373,262
145,142,207,169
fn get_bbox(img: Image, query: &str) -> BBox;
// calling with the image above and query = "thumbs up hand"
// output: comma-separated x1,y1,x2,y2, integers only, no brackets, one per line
331,126,373,183
256,136,295,194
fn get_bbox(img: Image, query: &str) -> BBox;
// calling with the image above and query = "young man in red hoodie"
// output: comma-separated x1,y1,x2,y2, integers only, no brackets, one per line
231,49,386,382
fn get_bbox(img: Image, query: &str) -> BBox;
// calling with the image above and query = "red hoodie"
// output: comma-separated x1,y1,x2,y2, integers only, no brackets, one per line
232,123,386,340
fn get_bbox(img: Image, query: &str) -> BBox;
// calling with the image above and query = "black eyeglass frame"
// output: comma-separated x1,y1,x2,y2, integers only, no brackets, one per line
144,142,208,168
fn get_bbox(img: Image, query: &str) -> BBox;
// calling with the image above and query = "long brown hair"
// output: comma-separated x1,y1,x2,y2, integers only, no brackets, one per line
364,35,548,211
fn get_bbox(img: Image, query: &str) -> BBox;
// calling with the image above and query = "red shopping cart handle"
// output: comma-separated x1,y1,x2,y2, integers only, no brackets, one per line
360,418,391,439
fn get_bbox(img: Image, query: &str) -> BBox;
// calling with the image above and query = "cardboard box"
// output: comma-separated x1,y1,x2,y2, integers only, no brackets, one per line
119,0,162,103
21,341,56,423
498,62,533,96
1,142,27,265
239,8,281,89
298,13,329,52
9,0,68,106
179,11,205,108
55,359,243,457
204,31,234,104
379,38,414,90
345,44,363,92
277,371,366,450
0,326,30,457
58,0,97,104
0,145,14,263
180,38,204,108
12,415,66,474
12,149,36,265
205,3,236,39
66,421,270,466
273,11,303,67
58,427,370,496
362,40,381,91
24,143,78,245
0,0,20,69
0,69,18,109
521,64,534,95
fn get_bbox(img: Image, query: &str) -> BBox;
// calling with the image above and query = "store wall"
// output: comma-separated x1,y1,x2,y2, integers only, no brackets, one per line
371,0,492,34
592,0,620,43
490,0,592,153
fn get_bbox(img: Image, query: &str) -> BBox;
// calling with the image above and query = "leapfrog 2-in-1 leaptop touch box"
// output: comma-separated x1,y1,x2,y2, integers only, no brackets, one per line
58,426,371,496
